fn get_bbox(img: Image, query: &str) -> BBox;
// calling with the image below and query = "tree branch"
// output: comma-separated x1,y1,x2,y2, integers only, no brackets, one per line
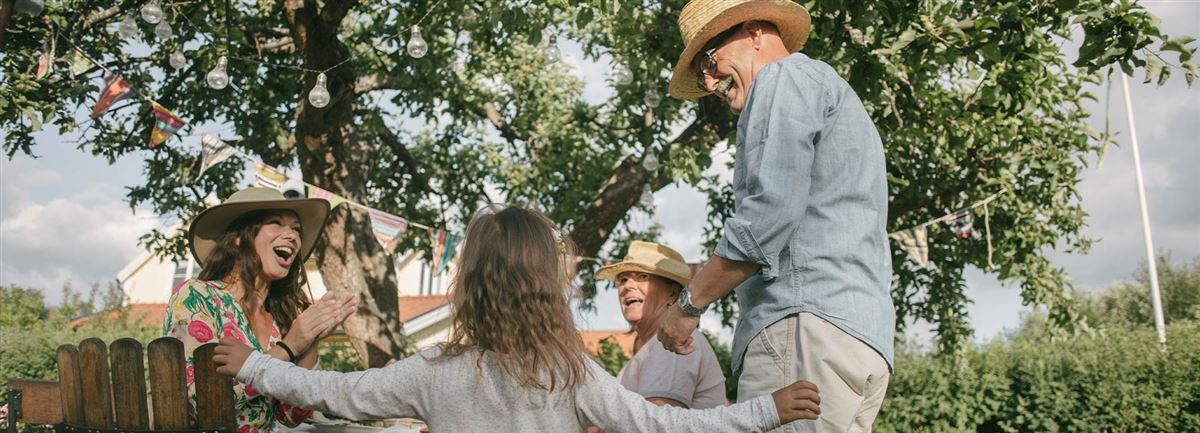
319,0,358,27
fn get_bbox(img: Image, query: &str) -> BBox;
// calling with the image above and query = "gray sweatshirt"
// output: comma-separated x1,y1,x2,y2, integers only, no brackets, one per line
237,348,781,432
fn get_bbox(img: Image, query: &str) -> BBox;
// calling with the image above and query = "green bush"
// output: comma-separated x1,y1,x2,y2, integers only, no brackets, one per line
876,323,1200,433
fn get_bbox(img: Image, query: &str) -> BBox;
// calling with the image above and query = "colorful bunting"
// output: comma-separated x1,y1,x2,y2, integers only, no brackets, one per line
945,209,975,239
429,229,462,275
34,36,55,79
90,71,137,119
889,226,929,266
307,185,346,209
149,101,186,147
368,207,409,253
254,162,287,191
68,48,93,77
195,134,235,182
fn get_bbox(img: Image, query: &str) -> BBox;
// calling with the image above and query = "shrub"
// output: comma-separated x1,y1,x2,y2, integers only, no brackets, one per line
876,323,1200,432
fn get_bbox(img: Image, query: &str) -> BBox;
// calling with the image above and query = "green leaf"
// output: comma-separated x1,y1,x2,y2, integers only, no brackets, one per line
1143,55,1164,84
981,42,1003,63
891,29,919,53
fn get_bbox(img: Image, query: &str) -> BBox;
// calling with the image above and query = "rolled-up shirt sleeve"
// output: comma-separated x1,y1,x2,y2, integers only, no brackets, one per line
714,64,825,280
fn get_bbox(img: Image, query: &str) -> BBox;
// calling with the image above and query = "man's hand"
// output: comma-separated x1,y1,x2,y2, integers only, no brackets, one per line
772,380,821,424
213,338,254,376
656,302,701,355
286,293,358,354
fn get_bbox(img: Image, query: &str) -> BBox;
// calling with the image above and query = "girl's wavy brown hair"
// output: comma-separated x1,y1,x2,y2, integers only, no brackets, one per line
436,205,590,391
197,210,312,334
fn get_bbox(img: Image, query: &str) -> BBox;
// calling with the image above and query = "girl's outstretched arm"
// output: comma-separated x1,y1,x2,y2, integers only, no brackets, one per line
215,338,431,420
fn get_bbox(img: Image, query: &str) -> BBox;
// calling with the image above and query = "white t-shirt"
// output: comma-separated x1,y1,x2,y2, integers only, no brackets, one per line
618,329,728,409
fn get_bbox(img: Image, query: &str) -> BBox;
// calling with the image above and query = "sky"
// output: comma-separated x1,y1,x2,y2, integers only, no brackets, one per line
1,2,1197,346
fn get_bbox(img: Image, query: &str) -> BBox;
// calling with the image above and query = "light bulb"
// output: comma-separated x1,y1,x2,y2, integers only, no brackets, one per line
308,72,331,108
544,35,561,63
154,20,172,40
644,88,661,108
140,0,163,24
118,14,138,38
642,152,659,171
206,56,229,90
169,47,186,69
640,184,655,207
613,63,633,85
407,26,428,59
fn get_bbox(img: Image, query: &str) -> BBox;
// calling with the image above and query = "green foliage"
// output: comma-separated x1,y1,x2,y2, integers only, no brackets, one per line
593,335,630,377
0,284,158,416
2,0,1196,357
876,322,1200,432
1078,254,1200,328
317,339,366,373
701,330,738,402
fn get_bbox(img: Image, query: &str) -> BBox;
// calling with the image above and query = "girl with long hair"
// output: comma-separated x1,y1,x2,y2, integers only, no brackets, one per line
213,205,820,432
163,188,356,432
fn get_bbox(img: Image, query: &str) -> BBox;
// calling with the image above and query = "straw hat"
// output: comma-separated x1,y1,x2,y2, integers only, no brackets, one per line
189,187,330,267
595,241,692,287
668,0,812,100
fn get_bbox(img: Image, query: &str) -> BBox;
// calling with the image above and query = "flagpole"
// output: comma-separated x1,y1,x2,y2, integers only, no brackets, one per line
1121,72,1167,353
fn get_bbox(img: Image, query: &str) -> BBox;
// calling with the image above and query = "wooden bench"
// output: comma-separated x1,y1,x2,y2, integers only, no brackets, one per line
6,337,235,433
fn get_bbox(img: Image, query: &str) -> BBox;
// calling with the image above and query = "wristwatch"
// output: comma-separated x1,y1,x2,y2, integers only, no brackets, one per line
676,288,709,317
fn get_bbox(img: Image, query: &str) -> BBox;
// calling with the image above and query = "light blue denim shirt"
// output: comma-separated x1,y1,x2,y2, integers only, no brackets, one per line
715,53,895,372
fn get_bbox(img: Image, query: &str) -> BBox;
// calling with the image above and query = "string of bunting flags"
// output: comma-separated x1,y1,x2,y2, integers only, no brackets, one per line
888,189,1005,269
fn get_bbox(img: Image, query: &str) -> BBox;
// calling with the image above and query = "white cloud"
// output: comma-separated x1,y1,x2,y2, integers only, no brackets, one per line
0,165,159,304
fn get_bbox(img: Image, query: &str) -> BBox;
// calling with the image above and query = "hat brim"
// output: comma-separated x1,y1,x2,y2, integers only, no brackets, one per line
189,198,330,268
668,0,812,100
595,262,691,288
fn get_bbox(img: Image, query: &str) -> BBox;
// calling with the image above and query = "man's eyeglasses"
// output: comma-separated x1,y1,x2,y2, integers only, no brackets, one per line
692,25,742,92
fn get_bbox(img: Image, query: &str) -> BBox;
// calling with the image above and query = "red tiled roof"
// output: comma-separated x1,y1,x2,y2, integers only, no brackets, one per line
71,303,167,329
399,295,450,323
580,330,635,357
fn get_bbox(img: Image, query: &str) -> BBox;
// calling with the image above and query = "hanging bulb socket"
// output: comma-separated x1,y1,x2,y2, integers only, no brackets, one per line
308,72,331,108
644,88,661,108
118,14,138,38
154,19,173,40
206,56,229,90
140,0,163,24
169,47,186,69
407,26,428,59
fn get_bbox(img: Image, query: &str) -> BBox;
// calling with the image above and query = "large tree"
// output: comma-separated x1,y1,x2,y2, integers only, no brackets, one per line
2,0,1195,364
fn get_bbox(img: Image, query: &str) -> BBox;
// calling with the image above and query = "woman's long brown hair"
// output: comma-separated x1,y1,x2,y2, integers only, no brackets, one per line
437,205,591,391
197,210,311,334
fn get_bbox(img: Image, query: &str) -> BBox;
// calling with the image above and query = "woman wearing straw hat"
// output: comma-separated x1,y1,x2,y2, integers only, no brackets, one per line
658,1,895,432
162,187,357,432
594,241,726,411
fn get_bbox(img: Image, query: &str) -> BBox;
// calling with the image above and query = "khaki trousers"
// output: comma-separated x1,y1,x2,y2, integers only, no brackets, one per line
737,313,891,433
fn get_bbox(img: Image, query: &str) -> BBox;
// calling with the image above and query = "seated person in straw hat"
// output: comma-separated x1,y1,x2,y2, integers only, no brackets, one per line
163,187,357,431
595,241,727,410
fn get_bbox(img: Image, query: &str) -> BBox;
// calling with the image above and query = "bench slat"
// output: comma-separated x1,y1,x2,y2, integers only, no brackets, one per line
193,343,235,429
56,344,85,424
79,338,114,427
110,338,150,429
148,337,189,430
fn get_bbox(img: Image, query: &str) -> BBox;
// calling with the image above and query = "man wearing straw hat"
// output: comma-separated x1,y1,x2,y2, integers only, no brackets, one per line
657,1,894,432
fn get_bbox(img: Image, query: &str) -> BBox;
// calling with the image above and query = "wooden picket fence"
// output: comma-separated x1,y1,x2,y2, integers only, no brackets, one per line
5,337,234,433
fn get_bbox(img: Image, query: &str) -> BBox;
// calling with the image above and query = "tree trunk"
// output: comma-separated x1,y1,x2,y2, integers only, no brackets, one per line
284,0,407,368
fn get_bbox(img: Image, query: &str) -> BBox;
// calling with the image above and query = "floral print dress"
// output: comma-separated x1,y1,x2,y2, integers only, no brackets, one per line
163,279,314,432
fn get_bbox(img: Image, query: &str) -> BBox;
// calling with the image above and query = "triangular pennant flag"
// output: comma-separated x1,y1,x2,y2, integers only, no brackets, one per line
307,185,346,209
148,101,186,147
368,207,408,253
254,162,287,190
90,71,137,119
195,134,235,182
68,48,93,77
429,229,463,275
34,36,55,79
890,226,929,266
945,209,976,239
